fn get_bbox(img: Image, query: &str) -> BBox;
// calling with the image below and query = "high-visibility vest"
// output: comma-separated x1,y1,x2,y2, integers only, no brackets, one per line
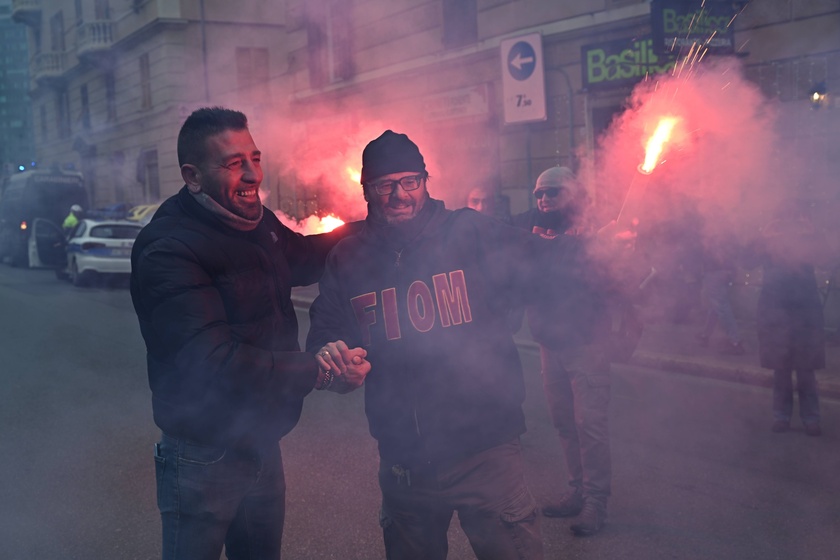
62,213,78,230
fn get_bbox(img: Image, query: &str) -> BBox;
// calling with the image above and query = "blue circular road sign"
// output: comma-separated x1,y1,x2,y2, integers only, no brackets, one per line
507,41,536,81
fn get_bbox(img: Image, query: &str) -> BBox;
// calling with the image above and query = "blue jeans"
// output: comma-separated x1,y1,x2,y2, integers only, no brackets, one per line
378,439,542,560
154,433,286,560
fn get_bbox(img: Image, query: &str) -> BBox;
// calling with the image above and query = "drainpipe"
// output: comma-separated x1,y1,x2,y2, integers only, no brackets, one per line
199,0,209,101
556,67,575,169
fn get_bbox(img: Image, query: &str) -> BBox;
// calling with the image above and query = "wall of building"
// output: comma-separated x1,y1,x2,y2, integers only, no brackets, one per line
13,0,839,217
15,0,289,209
0,0,34,173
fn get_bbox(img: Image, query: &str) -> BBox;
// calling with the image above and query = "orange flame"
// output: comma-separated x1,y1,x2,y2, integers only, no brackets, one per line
346,166,361,184
639,116,680,174
319,214,346,232
276,212,345,235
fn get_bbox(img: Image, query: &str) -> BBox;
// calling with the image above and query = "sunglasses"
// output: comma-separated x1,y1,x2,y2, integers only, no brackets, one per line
534,187,561,199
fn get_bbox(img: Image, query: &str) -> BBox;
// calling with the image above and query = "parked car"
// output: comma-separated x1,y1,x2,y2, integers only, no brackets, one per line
126,203,160,226
33,218,142,286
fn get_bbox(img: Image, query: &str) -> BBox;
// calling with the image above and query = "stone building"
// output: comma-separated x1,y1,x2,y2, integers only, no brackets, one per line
0,0,35,173
12,0,287,208
13,0,840,216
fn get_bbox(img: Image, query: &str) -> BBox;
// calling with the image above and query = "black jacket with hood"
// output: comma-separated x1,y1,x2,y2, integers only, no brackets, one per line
131,186,350,450
307,198,583,469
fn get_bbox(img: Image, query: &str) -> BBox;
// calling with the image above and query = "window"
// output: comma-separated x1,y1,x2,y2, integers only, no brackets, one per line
442,0,477,49
80,84,90,130
74,0,83,27
137,149,160,201
91,224,141,239
94,0,111,19
326,1,353,82
139,53,151,109
50,11,65,51
40,105,47,140
236,47,270,101
33,27,41,55
105,72,116,121
56,90,70,139
306,0,353,88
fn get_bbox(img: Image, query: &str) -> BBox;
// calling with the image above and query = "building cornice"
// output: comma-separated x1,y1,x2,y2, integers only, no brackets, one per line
293,3,651,100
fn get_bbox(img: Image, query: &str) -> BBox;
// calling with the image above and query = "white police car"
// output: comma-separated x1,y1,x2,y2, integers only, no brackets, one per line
64,219,141,286
32,218,141,286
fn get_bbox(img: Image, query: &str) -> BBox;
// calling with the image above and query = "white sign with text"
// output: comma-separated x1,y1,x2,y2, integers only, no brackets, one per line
500,33,547,124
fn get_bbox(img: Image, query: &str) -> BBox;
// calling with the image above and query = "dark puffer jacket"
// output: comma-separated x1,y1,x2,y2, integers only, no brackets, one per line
131,186,348,450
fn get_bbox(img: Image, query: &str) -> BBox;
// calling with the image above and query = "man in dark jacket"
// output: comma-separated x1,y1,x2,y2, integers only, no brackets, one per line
130,107,369,560
512,166,613,536
306,130,589,559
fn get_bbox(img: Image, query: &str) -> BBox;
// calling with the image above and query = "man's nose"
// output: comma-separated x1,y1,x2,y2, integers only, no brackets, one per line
242,161,261,183
391,184,411,199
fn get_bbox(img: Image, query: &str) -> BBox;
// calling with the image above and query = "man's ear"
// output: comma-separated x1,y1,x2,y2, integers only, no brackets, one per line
362,187,370,203
181,164,202,194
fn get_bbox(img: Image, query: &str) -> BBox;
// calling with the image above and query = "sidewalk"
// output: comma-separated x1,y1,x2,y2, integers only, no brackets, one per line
291,285,840,400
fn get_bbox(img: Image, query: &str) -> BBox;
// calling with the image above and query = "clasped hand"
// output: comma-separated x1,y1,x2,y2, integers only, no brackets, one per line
315,340,370,393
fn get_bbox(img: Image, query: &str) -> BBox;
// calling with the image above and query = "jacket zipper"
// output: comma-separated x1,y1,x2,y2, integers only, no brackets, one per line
392,246,420,436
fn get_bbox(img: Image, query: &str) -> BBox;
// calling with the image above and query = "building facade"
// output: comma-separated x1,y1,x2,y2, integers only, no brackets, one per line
284,0,840,216
13,0,840,215
0,0,35,174
12,0,288,208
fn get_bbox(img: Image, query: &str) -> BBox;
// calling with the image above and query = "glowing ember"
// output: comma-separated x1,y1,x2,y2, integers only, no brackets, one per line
319,214,346,232
277,212,346,235
639,116,681,174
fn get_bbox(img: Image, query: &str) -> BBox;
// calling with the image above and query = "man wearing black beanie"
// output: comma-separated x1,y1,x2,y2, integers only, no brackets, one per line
307,130,598,559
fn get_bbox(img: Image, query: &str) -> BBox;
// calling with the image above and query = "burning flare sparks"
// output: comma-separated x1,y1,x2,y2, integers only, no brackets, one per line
639,116,681,174
276,212,346,235
319,214,346,232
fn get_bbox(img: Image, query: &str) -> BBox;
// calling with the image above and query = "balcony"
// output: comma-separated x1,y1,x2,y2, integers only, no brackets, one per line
33,51,68,87
11,0,41,27
77,21,115,64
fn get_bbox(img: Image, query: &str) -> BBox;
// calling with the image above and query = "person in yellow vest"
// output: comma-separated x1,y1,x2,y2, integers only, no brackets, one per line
62,204,83,232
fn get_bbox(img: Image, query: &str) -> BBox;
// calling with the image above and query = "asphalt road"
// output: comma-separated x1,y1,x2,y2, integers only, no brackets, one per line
0,265,838,559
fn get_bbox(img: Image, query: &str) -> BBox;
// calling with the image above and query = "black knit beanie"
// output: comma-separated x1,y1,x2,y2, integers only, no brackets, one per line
360,130,426,184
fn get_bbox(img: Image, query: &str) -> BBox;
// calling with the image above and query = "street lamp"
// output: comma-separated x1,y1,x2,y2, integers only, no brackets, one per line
809,82,827,110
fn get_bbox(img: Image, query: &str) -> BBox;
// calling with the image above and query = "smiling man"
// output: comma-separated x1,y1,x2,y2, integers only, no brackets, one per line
307,130,562,559
130,107,369,560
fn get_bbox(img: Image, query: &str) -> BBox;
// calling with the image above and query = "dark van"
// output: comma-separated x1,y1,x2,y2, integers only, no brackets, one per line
0,170,88,267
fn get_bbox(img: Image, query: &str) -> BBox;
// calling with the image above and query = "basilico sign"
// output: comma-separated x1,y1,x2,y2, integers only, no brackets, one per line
581,37,677,92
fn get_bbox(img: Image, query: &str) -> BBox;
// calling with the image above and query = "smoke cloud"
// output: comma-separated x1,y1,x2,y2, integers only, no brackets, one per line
585,56,790,243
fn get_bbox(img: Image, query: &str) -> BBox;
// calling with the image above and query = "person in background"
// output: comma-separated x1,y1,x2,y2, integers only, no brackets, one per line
512,166,614,536
465,183,510,222
307,130,579,559
754,199,827,437
62,204,83,232
696,209,746,355
130,107,369,560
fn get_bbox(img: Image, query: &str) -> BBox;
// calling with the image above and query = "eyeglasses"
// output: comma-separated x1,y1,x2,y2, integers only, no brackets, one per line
368,174,426,196
534,187,561,199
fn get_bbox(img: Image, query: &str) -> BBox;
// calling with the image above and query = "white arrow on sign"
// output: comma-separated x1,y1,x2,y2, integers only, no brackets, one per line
510,53,534,70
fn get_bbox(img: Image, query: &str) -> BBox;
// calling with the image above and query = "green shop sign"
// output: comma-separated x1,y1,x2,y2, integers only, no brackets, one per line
651,0,744,55
581,36,677,91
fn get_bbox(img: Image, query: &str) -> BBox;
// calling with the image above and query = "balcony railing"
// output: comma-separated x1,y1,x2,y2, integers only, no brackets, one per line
77,21,115,60
33,51,67,86
11,0,41,27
